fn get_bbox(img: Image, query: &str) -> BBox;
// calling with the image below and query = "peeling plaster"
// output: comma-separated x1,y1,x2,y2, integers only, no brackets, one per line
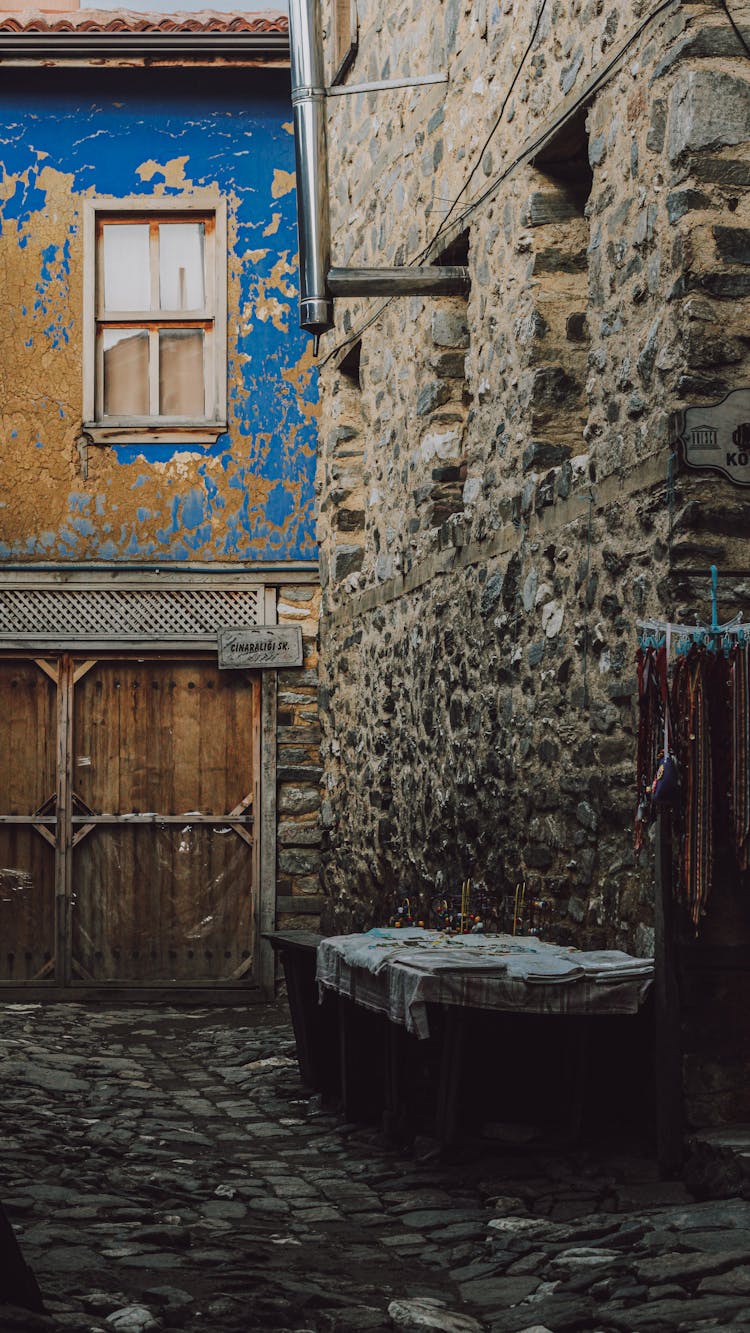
0,85,317,564
271,168,295,198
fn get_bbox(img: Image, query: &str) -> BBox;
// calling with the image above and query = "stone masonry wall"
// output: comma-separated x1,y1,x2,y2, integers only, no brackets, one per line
315,0,750,1007
276,583,323,929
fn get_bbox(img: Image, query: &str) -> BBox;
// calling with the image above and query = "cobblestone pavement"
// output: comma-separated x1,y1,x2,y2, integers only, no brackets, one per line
2,1003,750,1333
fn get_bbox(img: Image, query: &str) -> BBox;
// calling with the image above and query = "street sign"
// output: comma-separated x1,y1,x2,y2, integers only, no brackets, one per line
218,625,303,669
674,387,750,487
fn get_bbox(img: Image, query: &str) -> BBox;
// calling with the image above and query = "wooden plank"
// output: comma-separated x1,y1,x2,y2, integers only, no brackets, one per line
0,570,316,588
71,955,96,982
263,929,323,952
68,814,254,825
228,790,254,817
654,814,684,1176
0,984,266,1004
0,658,58,979
231,825,254,849
32,824,57,849
73,660,98,685
227,954,255,981
72,822,96,848
276,895,325,915
55,655,74,988
0,816,56,824
33,658,59,684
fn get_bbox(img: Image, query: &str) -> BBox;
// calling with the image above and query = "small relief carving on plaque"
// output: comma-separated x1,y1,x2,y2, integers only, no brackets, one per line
673,388,750,486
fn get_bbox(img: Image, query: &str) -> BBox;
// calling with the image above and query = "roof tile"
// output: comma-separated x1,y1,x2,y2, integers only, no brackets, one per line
0,8,288,35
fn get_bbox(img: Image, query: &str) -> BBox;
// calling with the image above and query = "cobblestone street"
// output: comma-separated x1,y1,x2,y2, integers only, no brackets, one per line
2,1003,750,1333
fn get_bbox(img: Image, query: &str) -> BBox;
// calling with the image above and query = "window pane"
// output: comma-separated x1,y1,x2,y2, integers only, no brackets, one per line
102,225,150,311
159,330,205,417
103,329,149,416
159,223,205,311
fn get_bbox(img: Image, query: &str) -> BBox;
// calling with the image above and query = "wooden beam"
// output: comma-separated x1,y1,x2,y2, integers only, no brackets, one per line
68,813,254,825
227,954,255,982
55,654,74,988
72,823,96,849
228,791,254,817
276,895,325,916
328,265,470,298
231,826,254,849
71,955,96,982
0,816,55,824
33,658,59,684
73,659,98,685
32,824,56,849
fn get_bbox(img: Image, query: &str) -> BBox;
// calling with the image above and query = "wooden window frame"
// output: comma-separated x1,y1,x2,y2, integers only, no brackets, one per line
83,195,227,446
330,0,358,86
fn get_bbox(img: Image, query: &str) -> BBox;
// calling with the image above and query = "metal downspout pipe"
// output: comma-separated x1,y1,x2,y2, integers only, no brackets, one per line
288,0,334,340
287,0,470,341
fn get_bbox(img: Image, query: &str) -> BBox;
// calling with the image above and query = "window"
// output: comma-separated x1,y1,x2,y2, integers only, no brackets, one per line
83,197,227,444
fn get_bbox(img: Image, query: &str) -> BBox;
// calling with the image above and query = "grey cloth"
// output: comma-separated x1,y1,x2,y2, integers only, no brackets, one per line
317,929,654,1039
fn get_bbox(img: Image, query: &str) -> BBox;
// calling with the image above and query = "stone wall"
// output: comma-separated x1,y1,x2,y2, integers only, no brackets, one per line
276,583,324,928
314,0,750,989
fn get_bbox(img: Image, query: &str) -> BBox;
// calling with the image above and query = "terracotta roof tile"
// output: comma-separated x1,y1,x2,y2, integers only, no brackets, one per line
0,8,288,35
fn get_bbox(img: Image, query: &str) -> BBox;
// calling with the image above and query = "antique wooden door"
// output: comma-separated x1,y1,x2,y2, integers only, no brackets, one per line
0,654,258,986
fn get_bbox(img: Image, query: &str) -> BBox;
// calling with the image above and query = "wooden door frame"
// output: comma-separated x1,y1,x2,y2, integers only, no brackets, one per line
0,645,272,999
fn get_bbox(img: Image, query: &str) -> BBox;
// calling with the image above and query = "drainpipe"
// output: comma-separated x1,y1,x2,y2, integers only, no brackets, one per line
288,0,334,340
287,0,470,343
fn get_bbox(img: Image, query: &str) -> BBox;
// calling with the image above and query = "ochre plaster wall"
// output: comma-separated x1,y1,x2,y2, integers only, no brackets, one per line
0,70,317,564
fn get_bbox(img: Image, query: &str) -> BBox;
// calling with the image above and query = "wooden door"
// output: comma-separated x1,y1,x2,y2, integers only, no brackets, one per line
0,654,259,985
0,659,57,980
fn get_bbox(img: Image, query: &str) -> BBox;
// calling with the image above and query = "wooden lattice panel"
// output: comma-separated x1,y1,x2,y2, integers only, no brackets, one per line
0,586,262,645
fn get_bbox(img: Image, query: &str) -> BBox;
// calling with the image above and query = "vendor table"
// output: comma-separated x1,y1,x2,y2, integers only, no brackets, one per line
317,929,654,1144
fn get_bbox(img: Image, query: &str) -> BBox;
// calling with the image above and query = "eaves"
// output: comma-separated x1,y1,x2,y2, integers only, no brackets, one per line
0,31,289,67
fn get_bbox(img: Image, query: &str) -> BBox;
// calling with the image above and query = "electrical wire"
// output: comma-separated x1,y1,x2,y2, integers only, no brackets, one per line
320,0,678,368
719,0,750,60
427,0,549,246
320,0,549,367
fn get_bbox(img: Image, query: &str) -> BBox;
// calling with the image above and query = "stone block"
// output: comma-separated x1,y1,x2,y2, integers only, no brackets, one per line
334,544,364,581
666,189,712,223
336,508,366,532
523,190,581,227
431,350,467,378
565,312,587,342
480,571,504,616
278,847,322,875
277,821,322,846
533,246,588,274
431,309,469,348
523,845,554,870
713,226,750,266
668,70,750,162
417,381,453,416
278,785,321,816
523,440,572,473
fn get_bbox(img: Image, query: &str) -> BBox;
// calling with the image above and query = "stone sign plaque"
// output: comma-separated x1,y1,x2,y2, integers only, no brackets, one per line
674,387,750,487
218,625,303,669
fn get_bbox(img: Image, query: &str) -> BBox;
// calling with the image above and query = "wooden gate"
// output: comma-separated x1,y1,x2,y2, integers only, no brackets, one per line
0,654,259,987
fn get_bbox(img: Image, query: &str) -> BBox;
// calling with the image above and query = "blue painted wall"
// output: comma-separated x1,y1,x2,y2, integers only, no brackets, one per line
0,72,317,563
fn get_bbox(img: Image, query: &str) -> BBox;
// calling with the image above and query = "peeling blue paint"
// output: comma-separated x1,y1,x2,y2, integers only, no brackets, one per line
0,78,318,565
